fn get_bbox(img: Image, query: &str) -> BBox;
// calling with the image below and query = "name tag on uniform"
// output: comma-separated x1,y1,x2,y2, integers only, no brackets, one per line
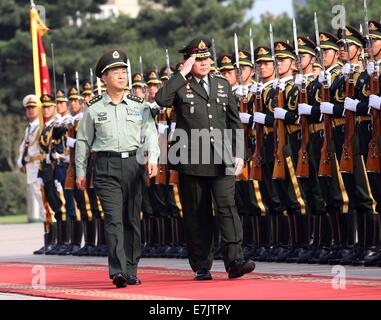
97,112,107,121
126,107,141,116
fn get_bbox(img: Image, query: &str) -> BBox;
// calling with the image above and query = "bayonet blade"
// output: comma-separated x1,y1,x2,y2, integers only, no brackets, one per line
293,18,299,57
249,28,255,66
234,33,240,69
127,58,132,88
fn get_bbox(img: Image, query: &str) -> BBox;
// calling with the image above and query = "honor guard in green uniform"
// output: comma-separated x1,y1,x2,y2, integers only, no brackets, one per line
286,36,328,263
156,36,256,280
76,49,160,288
361,20,381,266
231,49,266,259
331,26,377,265
82,81,93,105
38,94,67,255
248,46,283,262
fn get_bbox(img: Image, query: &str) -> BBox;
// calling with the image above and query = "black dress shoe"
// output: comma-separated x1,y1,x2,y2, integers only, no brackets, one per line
126,275,142,285
112,273,127,288
194,269,212,280
228,259,256,279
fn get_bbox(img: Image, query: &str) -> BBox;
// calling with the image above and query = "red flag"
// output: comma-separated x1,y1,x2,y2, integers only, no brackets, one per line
37,32,51,95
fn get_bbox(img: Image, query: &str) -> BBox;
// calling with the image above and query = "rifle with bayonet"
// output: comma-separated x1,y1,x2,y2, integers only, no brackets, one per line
339,13,356,174
294,18,310,178
364,0,381,173
64,71,81,189
271,24,286,180
155,51,168,185
249,28,264,181
234,33,250,180
211,38,221,76
316,13,333,177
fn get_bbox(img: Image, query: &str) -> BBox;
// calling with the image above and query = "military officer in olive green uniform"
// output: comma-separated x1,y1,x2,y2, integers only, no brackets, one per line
75,49,160,288
155,36,256,280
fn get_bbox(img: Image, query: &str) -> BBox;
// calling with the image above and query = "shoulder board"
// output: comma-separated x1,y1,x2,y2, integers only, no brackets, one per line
88,95,103,107
331,66,341,76
214,74,228,81
127,94,144,103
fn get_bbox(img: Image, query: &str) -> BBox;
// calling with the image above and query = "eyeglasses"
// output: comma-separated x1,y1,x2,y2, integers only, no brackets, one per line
110,69,128,77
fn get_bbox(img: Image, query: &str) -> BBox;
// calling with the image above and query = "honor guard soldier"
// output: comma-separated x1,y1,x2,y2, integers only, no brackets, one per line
81,81,93,105
261,41,307,262
131,73,147,100
248,46,283,262
37,94,67,255
231,49,265,259
17,95,45,223
76,49,160,288
288,36,328,263
362,20,381,266
332,26,378,265
156,36,256,280
217,54,238,87
50,89,77,255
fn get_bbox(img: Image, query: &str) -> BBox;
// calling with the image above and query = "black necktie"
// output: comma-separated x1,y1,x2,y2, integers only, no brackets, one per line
199,79,208,96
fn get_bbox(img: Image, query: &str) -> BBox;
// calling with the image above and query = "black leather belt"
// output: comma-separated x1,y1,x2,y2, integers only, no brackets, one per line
97,150,137,158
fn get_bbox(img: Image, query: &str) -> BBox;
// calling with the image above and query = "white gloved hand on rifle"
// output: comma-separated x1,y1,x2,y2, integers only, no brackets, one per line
253,112,267,125
320,102,334,114
367,61,380,77
318,71,332,87
274,107,287,120
369,94,381,110
298,103,312,116
235,85,248,98
249,82,263,94
344,97,359,112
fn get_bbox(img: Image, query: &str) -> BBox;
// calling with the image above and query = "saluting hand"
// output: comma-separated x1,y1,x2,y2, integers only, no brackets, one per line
180,55,196,78
76,176,87,191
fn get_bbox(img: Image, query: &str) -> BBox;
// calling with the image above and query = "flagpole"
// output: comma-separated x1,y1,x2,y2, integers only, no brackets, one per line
30,4,43,132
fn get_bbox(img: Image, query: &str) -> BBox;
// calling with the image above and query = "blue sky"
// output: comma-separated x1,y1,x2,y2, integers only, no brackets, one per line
247,0,294,22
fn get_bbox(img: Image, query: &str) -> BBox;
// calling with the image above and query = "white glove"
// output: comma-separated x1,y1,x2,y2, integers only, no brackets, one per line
54,180,63,193
254,112,266,125
318,71,332,87
320,102,334,114
66,137,76,148
298,103,312,116
273,79,286,91
239,112,251,124
63,117,74,126
51,152,60,160
342,63,351,77
369,94,381,110
274,107,287,120
62,155,70,163
235,85,248,98
37,178,44,187
157,123,168,135
249,82,263,94
294,74,304,89
53,114,63,127
366,62,380,77
17,156,23,169
344,97,359,112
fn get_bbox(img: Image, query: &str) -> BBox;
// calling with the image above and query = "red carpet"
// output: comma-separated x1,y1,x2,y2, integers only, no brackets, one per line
0,262,380,300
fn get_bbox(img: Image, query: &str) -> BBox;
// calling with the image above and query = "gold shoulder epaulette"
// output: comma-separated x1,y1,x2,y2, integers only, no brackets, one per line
127,94,144,103
88,95,103,107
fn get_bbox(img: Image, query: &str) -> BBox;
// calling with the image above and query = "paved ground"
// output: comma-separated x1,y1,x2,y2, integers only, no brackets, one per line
1,223,381,299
